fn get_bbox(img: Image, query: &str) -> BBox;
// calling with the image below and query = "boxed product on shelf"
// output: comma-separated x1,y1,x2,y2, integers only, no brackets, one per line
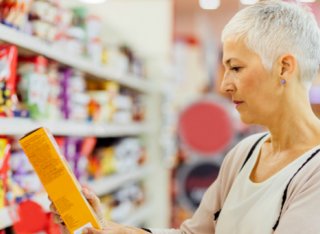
47,62,62,120
19,127,102,233
88,137,145,179
18,55,50,119
87,91,115,123
0,45,18,117
60,68,89,121
72,7,104,64
10,149,42,197
119,45,145,78
0,0,33,30
106,46,129,76
86,80,143,124
29,0,73,42
55,136,96,184
112,95,133,124
17,57,91,121
85,15,103,64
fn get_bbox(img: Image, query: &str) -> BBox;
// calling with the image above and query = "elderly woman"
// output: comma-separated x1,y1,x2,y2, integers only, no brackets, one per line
52,1,320,234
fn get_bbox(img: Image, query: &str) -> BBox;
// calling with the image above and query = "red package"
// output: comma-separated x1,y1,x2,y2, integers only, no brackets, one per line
0,45,18,117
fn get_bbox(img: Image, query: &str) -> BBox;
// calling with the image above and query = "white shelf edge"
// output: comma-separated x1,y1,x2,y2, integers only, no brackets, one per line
0,24,154,93
89,166,151,197
120,203,153,226
0,206,15,229
0,118,149,137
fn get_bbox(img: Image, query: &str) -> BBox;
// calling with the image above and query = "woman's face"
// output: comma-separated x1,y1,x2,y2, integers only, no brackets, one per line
221,38,281,125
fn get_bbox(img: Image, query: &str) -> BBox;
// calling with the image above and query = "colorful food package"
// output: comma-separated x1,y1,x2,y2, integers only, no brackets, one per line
18,56,50,119
19,127,102,233
0,45,18,117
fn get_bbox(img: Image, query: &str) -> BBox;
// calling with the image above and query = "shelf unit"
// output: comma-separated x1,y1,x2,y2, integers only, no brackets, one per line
89,166,151,197
0,23,159,230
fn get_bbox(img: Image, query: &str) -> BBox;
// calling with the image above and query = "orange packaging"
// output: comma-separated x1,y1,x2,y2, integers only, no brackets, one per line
19,127,102,233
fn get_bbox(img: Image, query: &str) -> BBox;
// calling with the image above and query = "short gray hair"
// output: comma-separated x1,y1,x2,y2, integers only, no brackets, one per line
221,0,320,89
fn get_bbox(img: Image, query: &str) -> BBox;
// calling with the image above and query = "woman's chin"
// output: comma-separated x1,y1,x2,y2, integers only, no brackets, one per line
239,114,256,125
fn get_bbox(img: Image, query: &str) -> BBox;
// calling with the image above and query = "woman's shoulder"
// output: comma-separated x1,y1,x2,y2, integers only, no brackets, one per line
220,132,269,175
225,132,268,160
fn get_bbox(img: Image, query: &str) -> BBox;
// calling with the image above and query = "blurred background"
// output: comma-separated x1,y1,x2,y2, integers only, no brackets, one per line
0,0,319,233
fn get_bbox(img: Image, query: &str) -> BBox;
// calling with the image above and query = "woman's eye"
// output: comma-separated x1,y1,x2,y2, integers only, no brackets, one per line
230,66,242,72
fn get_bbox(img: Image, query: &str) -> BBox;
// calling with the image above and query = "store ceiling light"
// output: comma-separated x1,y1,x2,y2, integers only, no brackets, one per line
240,0,258,5
199,0,220,10
299,0,316,2
78,0,107,4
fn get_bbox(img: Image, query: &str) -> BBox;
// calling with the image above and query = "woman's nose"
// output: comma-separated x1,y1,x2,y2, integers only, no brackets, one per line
220,73,236,94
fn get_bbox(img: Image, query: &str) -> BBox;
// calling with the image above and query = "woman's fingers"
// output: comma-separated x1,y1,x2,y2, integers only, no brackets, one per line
81,220,131,234
49,203,60,223
49,202,58,214
52,213,64,224
82,227,106,234
81,187,106,228
49,201,66,226
50,187,106,229
82,187,100,210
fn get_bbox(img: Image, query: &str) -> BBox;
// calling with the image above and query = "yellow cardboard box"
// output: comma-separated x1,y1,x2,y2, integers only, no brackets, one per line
19,127,102,233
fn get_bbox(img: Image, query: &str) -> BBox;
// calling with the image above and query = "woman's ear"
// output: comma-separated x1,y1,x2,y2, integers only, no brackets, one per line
278,54,297,78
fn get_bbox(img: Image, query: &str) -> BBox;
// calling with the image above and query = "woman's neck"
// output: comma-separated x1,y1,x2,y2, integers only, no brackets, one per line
266,95,320,153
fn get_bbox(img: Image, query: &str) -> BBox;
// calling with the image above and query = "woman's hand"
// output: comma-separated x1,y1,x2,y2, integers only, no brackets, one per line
49,186,106,233
82,222,150,234
50,187,149,234
81,187,106,228
49,198,69,234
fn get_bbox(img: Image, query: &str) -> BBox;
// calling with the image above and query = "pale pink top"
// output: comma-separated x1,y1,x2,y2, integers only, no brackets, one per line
150,133,320,234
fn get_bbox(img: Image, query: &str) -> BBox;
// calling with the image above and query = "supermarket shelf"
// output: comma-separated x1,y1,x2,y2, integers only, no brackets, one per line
0,118,149,137
32,167,151,210
0,24,153,93
89,166,151,197
121,203,153,226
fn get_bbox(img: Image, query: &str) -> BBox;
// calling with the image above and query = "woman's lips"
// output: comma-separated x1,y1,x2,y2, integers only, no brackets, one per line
233,100,244,107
